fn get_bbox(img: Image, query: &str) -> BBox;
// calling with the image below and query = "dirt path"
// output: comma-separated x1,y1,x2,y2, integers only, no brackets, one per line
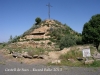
0,50,100,75
48,48,70,59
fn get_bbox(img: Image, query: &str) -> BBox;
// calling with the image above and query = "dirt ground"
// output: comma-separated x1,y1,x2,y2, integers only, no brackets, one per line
0,50,100,75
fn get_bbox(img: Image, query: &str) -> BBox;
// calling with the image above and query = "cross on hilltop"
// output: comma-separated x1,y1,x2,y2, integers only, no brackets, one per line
46,3,52,19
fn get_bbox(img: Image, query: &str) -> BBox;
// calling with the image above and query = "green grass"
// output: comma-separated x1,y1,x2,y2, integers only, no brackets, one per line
0,43,7,49
7,47,22,53
49,59,100,67
60,60,83,67
89,46,97,55
49,49,84,66
0,45,3,49
85,60,100,67
58,46,100,67
27,47,45,57
60,49,83,60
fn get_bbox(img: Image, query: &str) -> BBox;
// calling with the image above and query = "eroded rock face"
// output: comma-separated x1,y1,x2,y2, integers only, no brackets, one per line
33,55,38,58
38,55,49,59
24,25,50,40
12,52,22,58
68,59,75,62
22,52,33,59
84,60,94,65
93,52,100,60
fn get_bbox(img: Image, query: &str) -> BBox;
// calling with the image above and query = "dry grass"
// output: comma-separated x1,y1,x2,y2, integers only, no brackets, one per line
57,45,99,67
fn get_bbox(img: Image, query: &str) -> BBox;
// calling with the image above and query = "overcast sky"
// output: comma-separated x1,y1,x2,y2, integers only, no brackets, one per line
0,0,100,42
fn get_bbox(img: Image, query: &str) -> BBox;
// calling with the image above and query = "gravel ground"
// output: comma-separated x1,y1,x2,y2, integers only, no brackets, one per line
0,54,100,75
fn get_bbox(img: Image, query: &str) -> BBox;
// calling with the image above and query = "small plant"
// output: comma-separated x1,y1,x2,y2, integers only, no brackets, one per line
90,46,96,55
14,48,22,53
49,38,56,42
0,43,6,49
25,39,30,41
41,42,45,46
47,42,52,45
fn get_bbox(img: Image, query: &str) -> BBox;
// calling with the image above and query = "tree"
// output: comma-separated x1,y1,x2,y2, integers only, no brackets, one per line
35,17,42,25
82,14,100,50
12,35,20,43
8,35,13,43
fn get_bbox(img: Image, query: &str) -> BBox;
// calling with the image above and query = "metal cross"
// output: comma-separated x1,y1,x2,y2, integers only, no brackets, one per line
46,3,52,19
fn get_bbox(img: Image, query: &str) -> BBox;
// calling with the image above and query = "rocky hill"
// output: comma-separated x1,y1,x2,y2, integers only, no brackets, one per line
22,19,80,39
8,19,81,50
13,19,81,50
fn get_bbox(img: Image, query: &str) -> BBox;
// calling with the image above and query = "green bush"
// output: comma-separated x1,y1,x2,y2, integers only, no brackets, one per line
49,38,56,42
0,42,8,49
8,35,20,43
47,42,52,45
59,35,76,50
25,39,30,41
35,17,42,25
76,36,83,45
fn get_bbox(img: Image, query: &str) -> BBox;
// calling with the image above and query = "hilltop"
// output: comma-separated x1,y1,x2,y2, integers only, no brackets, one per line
13,19,81,50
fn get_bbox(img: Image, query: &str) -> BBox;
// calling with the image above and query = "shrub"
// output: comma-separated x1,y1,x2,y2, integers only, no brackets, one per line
35,17,42,25
47,42,52,45
59,35,76,50
49,38,56,42
8,35,20,43
26,39,30,41
76,36,83,45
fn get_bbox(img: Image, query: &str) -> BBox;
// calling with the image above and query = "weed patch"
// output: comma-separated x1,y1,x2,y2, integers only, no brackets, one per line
60,49,83,60
85,60,100,67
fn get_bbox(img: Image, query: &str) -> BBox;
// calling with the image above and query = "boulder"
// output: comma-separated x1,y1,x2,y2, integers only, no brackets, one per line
38,55,48,59
12,52,22,58
84,60,94,65
33,55,38,58
22,52,33,59
51,60,61,64
68,59,75,62
23,55,33,59
93,53,100,60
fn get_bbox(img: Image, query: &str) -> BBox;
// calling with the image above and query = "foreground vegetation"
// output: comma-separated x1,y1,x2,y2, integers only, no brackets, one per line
49,45,100,67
